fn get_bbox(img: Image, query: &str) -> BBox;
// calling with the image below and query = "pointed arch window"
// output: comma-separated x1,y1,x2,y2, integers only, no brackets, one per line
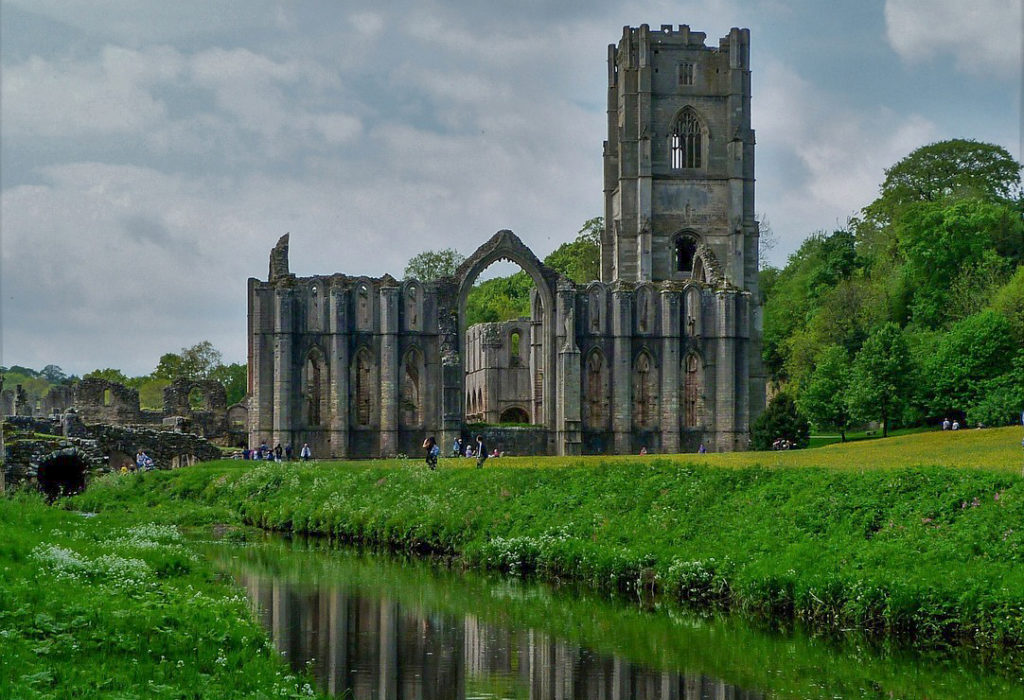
671,109,703,169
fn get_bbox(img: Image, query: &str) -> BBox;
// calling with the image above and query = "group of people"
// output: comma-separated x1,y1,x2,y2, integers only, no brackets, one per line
422,435,493,470
771,437,795,450
244,440,313,461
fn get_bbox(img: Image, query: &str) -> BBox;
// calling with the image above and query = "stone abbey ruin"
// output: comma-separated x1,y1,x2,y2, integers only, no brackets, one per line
247,24,765,458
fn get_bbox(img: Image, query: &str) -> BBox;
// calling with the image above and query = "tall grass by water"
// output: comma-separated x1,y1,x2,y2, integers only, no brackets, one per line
0,494,324,699
74,427,1024,657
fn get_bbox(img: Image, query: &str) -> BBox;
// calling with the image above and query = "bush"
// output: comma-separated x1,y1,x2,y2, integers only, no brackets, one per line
751,393,811,450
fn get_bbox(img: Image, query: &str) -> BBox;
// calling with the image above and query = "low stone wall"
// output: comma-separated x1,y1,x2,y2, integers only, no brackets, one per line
2,419,223,491
462,426,548,457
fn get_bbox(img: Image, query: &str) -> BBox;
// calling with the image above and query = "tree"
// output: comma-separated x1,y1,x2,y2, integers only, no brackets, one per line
83,368,131,385
153,353,185,381
846,323,915,437
404,248,465,281
797,345,853,441
39,365,68,383
988,265,1024,343
925,311,1017,416
544,217,602,283
895,198,1022,327
210,362,247,405
869,139,1022,221
180,341,222,380
465,272,533,326
750,392,810,450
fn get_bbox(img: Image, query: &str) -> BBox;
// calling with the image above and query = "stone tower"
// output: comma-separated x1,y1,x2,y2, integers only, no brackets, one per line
603,24,757,293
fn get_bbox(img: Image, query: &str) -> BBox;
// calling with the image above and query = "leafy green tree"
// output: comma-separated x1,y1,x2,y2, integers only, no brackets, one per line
868,139,1022,221
895,198,1022,327
750,392,810,450
846,323,915,437
965,351,1024,428
404,248,465,281
153,353,184,381
544,217,602,283
39,365,68,383
210,363,247,405
796,346,852,441
465,272,533,326
925,311,1017,416
83,368,131,385
988,265,1024,343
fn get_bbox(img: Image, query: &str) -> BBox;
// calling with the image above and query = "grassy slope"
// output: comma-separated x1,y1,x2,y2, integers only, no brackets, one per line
0,495,324,699
73,427,1024,654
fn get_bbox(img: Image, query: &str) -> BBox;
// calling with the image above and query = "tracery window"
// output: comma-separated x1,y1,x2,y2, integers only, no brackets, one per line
671,109,702,169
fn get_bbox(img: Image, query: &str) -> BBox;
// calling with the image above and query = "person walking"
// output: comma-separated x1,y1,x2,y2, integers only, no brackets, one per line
451,437,462,458
475,435,487,469
300,443,312,461
274,443,283,462
423,436,439,470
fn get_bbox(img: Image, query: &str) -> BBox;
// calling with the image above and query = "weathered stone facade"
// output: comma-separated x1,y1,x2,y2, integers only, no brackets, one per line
247,24,765,457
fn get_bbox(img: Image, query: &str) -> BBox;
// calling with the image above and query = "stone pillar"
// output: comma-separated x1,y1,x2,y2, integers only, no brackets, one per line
379,285,399,457
272,287,293,448
556,286,582,456
529,293,544,427
659,287,681,453
735,293,751,450
714,291,737,451
611,284,633,454
328,284,349,458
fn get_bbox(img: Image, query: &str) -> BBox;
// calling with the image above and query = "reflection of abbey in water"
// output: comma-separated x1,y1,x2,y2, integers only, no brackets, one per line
246,24,765,457
242,574,764,699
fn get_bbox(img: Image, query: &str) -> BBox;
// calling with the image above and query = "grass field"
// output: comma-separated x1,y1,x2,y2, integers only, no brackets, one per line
345,425,1023,473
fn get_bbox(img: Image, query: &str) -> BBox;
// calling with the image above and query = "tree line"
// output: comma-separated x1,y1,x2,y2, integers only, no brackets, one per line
755,139,1023,446
1,341,246,411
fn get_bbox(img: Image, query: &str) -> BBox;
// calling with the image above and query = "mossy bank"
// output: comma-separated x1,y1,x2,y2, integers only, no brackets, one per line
75,454,1024,657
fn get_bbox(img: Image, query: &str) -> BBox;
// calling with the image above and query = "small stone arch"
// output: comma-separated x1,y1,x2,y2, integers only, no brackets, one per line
635,282,656,334
399,346,425,428
499,406,530,424
351,346,376,427
632,348,659,430
302,346,329,427
402,280,423,332
585,281,607,334
683,283,703,336
354,278,374,331
36,447,90,500
582,346,610,430
682,351,705,429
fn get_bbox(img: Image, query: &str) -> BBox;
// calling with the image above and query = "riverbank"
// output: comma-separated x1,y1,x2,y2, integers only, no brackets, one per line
73,450,1024,657
0,494,324,698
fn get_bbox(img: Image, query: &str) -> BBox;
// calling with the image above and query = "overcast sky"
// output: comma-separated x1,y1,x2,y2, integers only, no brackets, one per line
1,0,1021,377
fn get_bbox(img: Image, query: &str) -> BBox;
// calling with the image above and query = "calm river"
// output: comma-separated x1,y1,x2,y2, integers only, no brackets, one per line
203,534,1022,699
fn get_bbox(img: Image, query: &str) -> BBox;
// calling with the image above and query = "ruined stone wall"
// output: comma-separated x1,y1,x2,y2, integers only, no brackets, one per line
73,378,143,425
464,320,533,424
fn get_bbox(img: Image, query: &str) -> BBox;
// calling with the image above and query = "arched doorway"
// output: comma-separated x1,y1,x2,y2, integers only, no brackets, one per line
37,448,89,500
454,231,559,442
499,406,530,424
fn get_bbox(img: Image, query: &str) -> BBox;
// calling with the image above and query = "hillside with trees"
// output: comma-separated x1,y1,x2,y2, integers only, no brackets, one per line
762,139,1023,436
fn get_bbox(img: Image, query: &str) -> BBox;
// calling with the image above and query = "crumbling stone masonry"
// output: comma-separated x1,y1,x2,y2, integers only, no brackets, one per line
247,24,765,457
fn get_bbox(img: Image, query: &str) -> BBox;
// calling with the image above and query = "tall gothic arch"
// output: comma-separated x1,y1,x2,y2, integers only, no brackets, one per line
582,347,609,430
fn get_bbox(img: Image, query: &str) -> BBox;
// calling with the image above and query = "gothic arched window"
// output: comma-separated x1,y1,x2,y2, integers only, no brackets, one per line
671,109,703,169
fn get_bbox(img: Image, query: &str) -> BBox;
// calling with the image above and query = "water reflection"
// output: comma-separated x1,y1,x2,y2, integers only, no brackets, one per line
207,536,1021,700
241,574,763,699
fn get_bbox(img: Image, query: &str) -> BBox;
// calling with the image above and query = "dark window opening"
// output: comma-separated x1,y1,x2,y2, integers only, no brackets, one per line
676,238,697,273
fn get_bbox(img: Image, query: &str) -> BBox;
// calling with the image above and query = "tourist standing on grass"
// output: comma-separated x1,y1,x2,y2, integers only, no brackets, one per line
300,443,312,461
942,418,951,430
452,437,462,457
274,443,283,462
698,443,707,454
476,435,487,468
285,443,293,461
423,436,439,470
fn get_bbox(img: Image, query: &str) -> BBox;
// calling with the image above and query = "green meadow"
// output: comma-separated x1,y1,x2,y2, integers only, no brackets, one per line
3,427,1022,696
73,427,1024,651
